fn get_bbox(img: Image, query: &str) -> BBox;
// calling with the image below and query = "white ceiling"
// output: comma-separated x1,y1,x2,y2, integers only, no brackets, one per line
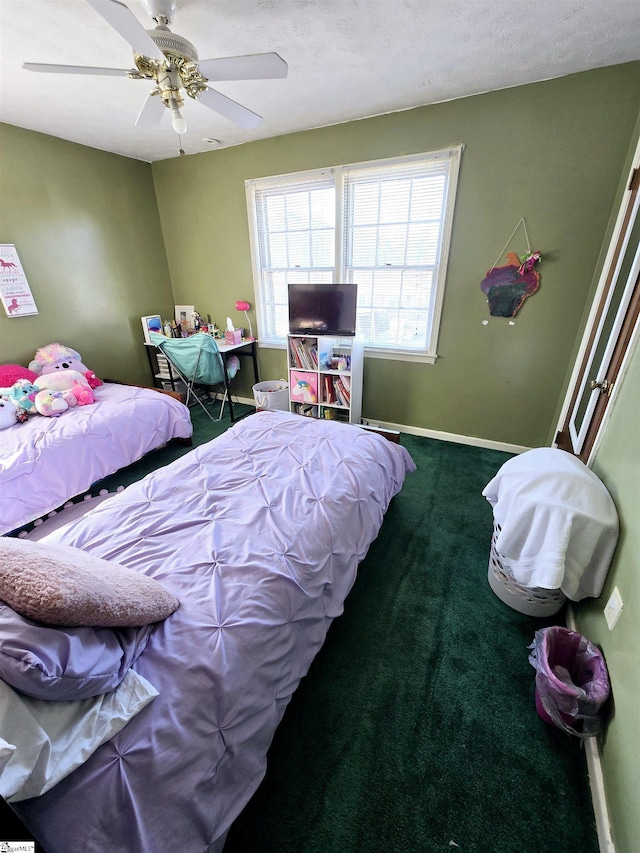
1,0,639,163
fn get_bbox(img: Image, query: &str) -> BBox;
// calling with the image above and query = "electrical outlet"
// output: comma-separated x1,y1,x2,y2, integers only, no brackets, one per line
604,586,624,630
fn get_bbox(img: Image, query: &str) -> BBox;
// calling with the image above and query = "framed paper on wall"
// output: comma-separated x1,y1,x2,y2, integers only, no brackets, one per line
141,315,163,344
175,305,196,334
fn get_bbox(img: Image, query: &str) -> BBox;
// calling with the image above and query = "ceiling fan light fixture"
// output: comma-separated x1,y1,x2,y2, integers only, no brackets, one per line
24,0,288,144
143,0,177,26
169,97,187,134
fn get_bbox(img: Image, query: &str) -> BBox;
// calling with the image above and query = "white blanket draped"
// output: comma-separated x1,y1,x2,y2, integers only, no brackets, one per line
482,448,619,600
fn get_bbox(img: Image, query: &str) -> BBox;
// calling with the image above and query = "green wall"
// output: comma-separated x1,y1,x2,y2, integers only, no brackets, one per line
0,124,173,382
572,105,640,851
576,337,640,853
1,63,639,443
151,62,640,447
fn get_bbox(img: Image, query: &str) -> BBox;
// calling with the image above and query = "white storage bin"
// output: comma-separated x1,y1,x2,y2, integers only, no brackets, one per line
253,380,289,411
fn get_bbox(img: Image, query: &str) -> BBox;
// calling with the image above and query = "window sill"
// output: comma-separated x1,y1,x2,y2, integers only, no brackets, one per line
258,340,437,364
364,348,438,364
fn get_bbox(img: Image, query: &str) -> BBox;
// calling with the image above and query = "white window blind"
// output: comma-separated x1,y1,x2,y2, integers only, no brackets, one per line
250,173,336,343
247,147,461,357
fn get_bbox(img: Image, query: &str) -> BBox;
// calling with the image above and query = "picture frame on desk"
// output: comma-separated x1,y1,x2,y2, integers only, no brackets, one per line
141,314,162,344
175,305,196,334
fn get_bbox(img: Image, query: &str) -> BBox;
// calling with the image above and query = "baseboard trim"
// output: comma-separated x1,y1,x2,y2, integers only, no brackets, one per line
226,399,531,455
566,605,615,853
361,419,531,455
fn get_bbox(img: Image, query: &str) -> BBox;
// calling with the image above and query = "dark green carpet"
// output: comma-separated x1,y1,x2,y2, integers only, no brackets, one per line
5,412,599,852
224,434,598,853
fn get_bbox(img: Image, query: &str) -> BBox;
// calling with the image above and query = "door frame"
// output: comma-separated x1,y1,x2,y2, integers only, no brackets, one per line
555,137,640,465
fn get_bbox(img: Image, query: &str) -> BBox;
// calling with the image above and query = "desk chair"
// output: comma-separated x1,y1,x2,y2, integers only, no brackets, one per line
149,332,239,422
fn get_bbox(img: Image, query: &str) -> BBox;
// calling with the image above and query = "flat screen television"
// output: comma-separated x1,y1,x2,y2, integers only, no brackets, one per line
288,283,358,336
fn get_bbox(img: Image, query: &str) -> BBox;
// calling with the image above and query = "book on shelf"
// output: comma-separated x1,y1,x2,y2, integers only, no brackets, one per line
288,337,317,370
331,376,351,406
322,375,336,404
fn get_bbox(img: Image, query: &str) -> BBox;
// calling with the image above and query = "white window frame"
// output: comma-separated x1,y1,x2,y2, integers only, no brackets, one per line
245,146,462,362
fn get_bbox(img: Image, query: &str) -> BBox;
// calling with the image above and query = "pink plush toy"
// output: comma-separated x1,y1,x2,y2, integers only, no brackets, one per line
84,370,103,389
72,381,95,406
29,343,89,377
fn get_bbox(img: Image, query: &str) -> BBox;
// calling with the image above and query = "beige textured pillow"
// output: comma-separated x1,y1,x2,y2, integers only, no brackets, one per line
0,538,179,627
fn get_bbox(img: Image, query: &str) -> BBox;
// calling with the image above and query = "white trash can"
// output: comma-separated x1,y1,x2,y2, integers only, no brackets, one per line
253,380,289,411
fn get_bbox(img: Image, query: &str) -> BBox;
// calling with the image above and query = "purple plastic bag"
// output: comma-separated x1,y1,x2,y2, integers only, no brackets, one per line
528,627,610,738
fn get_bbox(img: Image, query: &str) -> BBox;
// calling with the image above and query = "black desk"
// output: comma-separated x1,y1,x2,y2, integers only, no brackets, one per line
217,339,260,421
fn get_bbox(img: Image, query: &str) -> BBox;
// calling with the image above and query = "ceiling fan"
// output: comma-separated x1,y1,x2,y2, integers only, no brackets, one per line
23,0,288,136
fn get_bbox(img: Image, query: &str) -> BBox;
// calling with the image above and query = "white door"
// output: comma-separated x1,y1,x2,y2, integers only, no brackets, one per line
556,142,640,464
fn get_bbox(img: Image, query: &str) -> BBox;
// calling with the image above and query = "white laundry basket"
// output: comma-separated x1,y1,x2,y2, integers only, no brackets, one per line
487,523,567,617
253,380,289,411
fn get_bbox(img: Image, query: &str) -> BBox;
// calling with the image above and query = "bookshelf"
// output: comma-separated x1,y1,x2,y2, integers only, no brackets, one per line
287,334,364,424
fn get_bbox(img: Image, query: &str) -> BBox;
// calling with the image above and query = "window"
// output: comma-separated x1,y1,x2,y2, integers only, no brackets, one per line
246,147,461,361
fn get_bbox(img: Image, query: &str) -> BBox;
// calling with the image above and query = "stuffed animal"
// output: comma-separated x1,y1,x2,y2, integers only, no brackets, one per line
35,389,69,417
0,397,17,429
29,343,89,377
7,379,39,413
29,344,105,393
35,370,99,410
84,370,103,389
34,370,89,393
72,381,94,406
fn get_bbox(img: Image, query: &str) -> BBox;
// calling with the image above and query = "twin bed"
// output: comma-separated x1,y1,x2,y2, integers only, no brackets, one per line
0,381,193,535
1,409,414,851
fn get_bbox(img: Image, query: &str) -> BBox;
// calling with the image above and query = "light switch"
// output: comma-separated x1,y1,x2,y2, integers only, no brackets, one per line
604,586,624,630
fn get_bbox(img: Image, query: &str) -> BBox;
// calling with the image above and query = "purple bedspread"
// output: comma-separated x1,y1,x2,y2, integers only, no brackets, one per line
0,383,192,535
15,411,415,852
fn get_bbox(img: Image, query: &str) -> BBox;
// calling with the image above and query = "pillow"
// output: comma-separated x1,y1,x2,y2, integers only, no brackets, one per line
0,604,151,700
0,538,179,627
0,669,158,802
0,363,38,394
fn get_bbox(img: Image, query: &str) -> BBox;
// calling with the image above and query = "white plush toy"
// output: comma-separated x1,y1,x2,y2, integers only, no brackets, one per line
0,397,17,429
0,396,28,429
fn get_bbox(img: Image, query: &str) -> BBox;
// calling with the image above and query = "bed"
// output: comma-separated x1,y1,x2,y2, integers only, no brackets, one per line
0,382,193,535
3,410,415,852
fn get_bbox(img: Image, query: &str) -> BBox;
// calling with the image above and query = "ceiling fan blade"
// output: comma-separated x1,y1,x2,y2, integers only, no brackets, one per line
86,0,166,61
135,92,165,128
198,53,288,82
197,86,262,129
23,62,130,76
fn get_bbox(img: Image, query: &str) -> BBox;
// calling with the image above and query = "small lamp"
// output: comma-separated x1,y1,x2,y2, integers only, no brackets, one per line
235,300,253,340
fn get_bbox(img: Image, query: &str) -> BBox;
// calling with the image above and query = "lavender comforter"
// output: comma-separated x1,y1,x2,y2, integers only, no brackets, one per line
15,411,415,852
0,383,192,535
